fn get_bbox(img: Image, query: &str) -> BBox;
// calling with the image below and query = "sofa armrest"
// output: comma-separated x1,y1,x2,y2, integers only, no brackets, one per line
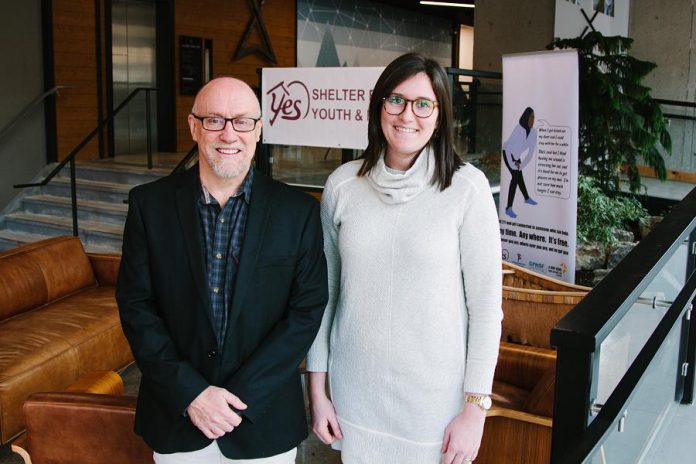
495,342,556,391
88,253,121,287
16,392,152,464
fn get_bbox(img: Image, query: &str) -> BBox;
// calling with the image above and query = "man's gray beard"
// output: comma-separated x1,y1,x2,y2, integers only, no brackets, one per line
205,153,249,179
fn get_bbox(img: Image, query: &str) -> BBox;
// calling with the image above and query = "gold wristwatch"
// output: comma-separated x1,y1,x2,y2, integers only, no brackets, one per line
465,394,492,411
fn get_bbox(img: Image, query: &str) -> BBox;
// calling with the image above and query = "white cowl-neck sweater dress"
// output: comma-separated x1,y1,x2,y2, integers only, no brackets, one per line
306,148,503,464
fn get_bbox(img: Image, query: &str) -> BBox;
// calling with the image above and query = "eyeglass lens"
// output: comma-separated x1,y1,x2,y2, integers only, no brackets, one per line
201,117,256,132
383,95,436,117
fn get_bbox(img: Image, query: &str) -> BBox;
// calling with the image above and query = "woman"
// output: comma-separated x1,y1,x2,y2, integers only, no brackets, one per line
306,53,502,464
502,107,538,219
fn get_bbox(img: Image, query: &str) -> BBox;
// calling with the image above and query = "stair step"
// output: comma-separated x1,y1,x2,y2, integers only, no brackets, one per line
0,230,120,254
23,195,128,225
43,177,133,203
4,212,124,249
71,161,170,184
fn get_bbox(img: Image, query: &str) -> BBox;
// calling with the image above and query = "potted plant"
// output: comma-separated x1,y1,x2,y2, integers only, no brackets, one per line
548,31,672,195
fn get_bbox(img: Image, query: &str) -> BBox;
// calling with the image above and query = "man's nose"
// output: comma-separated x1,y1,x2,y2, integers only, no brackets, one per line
219,120,240,142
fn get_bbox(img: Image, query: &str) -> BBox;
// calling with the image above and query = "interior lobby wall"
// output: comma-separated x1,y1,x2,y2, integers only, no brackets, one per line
52,0,101,161
0,0,46,210
174,0,296,151
473,0,555,72
629,0,693,101
629,0,696,174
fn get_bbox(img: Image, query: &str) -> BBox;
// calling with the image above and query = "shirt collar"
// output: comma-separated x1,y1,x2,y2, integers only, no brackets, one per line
199,169,254,206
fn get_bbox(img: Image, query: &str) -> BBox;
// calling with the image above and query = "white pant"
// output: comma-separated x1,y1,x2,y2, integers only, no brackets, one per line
153,441,297,464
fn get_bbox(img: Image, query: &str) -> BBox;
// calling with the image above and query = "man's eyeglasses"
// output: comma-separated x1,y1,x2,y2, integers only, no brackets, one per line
382,95,438,118
191,114,260,132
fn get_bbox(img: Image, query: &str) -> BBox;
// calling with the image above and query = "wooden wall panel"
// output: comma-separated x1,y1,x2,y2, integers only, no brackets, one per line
52,0,100,161
51,0,297,157
174,0,296,150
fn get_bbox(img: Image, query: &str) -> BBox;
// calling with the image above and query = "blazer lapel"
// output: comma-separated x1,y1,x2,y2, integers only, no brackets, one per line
175,166,214,327
227,170,272,331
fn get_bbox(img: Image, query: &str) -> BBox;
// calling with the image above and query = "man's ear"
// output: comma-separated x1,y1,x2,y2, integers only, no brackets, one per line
187,114,198,141
255,118,263,142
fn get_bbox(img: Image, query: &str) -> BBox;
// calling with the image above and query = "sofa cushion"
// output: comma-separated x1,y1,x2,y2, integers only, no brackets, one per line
0,287,132,443
0,237,96,321
0,253,48,320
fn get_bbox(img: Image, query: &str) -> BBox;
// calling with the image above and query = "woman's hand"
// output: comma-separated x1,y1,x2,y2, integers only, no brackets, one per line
308,372,343,445
440,403,486,464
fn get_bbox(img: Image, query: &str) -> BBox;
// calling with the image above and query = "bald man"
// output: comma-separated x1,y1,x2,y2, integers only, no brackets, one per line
117,77,328,463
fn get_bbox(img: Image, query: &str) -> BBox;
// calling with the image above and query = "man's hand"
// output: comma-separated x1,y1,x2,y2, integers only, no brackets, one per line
440,403,486,464
186,386,247,439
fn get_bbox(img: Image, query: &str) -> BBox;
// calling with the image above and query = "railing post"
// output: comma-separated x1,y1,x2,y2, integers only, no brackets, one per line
550,346,595,463
146,89,153,169
470,78,479,153
69,157,78,237
680,230,696,404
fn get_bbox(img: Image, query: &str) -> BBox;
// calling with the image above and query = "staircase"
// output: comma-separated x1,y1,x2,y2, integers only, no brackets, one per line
0,160,172,253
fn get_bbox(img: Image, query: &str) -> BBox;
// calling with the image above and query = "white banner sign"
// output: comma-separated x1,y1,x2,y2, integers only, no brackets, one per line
261,67,383,149
499,50,579,283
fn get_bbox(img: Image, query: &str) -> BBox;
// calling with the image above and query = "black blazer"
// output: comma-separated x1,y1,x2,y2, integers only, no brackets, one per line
116,166,328,459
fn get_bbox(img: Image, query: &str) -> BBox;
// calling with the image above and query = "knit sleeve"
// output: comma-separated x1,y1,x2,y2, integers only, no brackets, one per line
459,172,503,395
306,176,341,372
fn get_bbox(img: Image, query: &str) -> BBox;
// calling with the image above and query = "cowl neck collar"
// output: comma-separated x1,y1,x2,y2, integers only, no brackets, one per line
366,147,436,204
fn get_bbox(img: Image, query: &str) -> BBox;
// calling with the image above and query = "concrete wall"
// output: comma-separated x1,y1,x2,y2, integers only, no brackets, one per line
630,0,696,174
473,0,555,72
0,1,46,210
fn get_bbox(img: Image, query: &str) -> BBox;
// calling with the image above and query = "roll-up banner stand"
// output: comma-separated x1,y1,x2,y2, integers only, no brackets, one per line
499,50,579,283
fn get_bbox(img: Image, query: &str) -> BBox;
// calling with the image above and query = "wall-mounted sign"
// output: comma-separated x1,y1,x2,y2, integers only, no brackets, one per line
180,36,203,95
261,67,383,149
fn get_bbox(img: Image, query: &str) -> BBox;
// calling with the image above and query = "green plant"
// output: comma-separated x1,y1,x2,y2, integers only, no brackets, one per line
577,175,647,245
548,32,671,194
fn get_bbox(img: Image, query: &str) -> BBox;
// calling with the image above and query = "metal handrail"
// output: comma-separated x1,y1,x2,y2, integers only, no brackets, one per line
14,86,157,236
0,85,73,144
172,144,198,174
550,186,696,462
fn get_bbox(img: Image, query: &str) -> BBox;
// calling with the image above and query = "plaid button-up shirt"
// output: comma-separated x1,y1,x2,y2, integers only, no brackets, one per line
198,170,253,351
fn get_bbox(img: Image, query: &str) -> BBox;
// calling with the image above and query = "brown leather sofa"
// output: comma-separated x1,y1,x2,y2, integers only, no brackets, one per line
0,236,133,443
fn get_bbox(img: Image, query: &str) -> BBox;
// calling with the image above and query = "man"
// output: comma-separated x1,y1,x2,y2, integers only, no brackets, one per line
116,77,328,463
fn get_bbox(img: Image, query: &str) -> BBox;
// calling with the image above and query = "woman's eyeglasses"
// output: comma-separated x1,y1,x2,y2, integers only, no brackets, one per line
382,94,438,118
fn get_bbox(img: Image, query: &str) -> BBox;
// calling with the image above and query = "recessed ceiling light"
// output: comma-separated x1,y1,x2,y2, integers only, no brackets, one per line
419,1,475,7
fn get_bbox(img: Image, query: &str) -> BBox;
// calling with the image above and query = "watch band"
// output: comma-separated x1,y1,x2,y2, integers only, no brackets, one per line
465,393,492,411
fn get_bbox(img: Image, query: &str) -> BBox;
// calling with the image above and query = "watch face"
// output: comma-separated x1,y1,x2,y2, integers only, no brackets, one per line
482,396,492,410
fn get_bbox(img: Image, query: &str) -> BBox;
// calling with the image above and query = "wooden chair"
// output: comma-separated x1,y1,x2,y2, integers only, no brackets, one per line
11,371,152,464
475,265,591,463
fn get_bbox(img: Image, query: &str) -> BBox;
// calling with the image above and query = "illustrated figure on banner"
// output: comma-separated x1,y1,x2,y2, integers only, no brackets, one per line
502,106,538,219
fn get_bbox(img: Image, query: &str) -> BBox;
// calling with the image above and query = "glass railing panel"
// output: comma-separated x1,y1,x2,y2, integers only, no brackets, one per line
659,102,696,175
452,76,502,186
594,241,689,411
270,144,353,188
582,311,686,463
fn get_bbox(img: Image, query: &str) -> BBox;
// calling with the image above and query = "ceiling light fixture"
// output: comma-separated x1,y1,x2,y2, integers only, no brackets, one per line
419,1,475,7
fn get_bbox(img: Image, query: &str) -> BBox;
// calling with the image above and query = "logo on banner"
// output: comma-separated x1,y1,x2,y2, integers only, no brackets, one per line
266,80,310,126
